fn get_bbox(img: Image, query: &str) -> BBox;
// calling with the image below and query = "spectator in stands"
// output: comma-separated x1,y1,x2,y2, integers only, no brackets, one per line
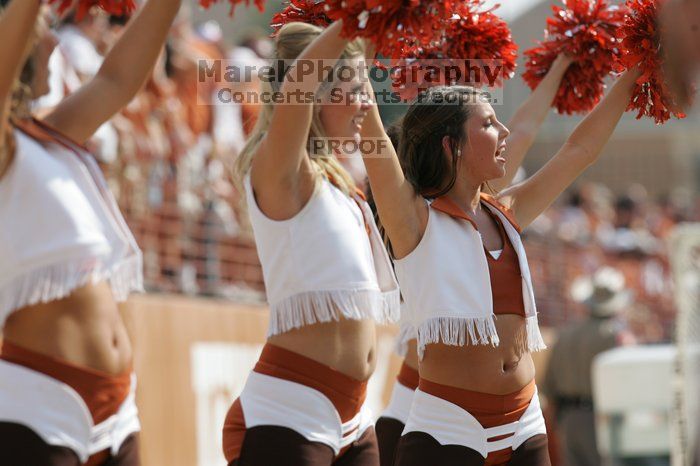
541,267,636,466
626,303,665,344
55,10,108,77
35,8,120,163
556,191,595,245
598,195,663,257
554,183,615,247
227,31,270,137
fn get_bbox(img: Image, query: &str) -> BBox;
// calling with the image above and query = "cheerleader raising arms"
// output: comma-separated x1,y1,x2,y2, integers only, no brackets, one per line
224,21,399,466
237,19,386,381
361,66,639,465
374,53,573,466
0,1,181,464
1,0,181,375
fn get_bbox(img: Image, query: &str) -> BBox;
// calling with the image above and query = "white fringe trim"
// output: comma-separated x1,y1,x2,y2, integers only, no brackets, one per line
0,255,144,322
414,315,547,358
382,289,401,324
416,316,500,359
526,314,547,353
394,322,418,357
267,288,400,337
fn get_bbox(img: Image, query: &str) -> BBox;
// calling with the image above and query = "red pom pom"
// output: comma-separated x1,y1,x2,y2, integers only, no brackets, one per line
615,0,687,124
270,0,332,32
391,1,517,101
446,2,518,88
522,0,627,115
322,0,455,57
48,0,136,20
198,0,265,16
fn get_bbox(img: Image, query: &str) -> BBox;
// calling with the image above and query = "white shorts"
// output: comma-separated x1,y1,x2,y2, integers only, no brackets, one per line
0,360,140,463
403,386,547,458
239,371,375,455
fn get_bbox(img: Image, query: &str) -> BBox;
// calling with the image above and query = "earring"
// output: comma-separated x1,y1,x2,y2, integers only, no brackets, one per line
456,148,462,158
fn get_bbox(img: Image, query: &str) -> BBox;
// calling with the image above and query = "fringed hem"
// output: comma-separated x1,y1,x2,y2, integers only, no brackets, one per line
414,315,547,358
382,289,401,324
267,288,400,337
109,254,144,302
394,323,418,357
0,255,144,323
416,316,500,359
526,314,547,353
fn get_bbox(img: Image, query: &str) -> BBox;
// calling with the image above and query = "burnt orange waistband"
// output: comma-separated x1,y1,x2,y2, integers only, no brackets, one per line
419,378,536,428
0,341,132,425
397,362,419,391
253,344,367,422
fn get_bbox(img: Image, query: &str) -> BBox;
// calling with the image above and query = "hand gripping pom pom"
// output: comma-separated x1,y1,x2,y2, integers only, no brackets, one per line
321,0,456,58
270,0,332,32
48,0,136,21
522,0,627,115
615,0,688,124
198,0,266,16
391,1,517,101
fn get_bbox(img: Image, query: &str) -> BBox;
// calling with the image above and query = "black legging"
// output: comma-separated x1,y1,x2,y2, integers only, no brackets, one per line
0,423,140,466
394,431,551,466
231,426,379,466
375,416,405,466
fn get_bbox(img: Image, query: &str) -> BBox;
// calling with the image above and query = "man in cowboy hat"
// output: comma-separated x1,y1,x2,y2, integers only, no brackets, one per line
541,267,637,466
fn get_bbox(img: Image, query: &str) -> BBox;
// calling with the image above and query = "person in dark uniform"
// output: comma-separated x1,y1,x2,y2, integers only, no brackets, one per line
541,267,636,466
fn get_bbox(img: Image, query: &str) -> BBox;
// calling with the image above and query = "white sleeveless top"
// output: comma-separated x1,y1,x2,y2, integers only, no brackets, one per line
0,121,143,326
244,174,400,336
393,196,546,358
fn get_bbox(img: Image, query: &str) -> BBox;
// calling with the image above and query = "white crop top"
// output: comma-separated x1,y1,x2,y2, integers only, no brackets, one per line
0,120,143,326
393,195,546,358
244,174,400,336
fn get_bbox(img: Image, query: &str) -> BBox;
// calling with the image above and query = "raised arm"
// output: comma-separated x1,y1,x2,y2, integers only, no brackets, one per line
43,0,182,144
0,0,42,176
502,68,641,229
490,54,573,191
250,21,352,219
359,82,427,259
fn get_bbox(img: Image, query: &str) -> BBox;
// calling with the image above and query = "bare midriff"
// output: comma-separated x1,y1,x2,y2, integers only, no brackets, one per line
3,282,133,376
420,314,535,394
268,316,377,382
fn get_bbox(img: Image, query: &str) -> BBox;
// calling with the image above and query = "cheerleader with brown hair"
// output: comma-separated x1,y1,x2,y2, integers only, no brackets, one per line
361,62,640,464
222,20,399,466
374,53,574,466
0,1,181,464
